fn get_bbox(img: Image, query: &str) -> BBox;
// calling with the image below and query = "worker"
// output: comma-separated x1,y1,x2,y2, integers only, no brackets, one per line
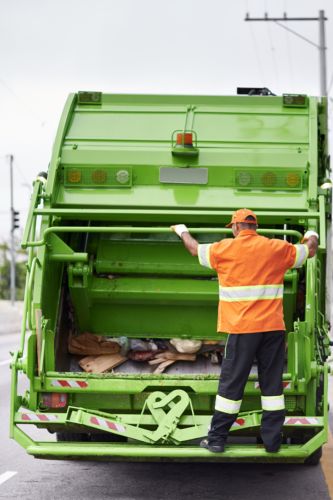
171,209,318,453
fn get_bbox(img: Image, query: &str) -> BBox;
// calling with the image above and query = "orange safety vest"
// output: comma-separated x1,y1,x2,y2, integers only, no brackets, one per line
198,230,309,334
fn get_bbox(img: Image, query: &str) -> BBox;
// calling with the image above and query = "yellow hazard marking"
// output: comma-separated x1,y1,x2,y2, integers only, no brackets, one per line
322,429,333,498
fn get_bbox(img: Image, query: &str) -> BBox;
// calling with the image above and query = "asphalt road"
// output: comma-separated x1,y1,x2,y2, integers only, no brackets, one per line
0,301,331,500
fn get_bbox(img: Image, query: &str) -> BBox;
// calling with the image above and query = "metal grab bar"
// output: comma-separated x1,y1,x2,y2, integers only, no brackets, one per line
33,208,321,219
318,194,326,250
23,226,303,248
19,214,37,356
27,256,40,332
21,180,44,249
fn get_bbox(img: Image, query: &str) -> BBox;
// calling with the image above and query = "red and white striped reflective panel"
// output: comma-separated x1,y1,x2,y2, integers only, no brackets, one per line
284,417,320,425
90,416,126,433
254,381,291,390
231,418,246,428
51,379,88,389
21,413,58,422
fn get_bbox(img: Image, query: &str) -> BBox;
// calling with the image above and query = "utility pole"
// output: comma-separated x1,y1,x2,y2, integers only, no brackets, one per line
9,154,15,305
245,10,328,96
8,155,19,305
318,10,327,97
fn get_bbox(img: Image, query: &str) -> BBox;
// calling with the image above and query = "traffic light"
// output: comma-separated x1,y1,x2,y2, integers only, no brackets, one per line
11,209,19,232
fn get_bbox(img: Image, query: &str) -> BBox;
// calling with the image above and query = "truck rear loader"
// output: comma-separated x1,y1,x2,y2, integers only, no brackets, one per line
10,90,331,463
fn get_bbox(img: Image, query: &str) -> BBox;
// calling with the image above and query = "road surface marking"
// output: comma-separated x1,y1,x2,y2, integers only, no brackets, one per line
0,359,11,366
0,471,17,485
322,429,333,498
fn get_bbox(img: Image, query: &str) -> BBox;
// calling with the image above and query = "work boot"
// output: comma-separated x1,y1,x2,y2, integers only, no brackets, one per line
264,433,283,453
200,438,225,453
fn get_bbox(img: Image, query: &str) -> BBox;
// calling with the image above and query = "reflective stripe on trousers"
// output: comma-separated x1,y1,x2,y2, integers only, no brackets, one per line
219,284,283,302
261,394,285,411
215,395,242,414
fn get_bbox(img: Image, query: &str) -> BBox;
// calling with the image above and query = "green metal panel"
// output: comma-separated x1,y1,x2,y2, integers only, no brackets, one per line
54,93,313,212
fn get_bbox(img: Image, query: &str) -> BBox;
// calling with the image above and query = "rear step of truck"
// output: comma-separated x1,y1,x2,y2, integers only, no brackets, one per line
15,387,326,461
15,409,325,462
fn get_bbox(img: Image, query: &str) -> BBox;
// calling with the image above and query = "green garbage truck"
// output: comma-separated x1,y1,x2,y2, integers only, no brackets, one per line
10,90,331,463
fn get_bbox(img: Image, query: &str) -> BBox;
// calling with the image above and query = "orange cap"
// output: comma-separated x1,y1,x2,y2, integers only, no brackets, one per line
226,208,258,228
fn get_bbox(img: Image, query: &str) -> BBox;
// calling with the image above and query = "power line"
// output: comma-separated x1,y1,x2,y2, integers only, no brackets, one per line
273,20,318,48
265,18,280,87
243,0,265,84
14,159,31,187
245,10,328,96
0,78,46,127
0,156,32,188
248,22,265,84
263,0,280,87
284,0,294,88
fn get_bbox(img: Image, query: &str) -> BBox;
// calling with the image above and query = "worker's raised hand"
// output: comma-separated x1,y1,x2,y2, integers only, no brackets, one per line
302,230,319,242
302,230,319,258
170,224,189,238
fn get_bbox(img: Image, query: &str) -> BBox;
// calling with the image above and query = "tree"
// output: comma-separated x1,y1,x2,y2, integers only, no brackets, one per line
0,241,27,300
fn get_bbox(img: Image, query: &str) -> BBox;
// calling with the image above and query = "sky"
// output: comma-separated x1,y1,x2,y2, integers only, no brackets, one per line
0,0,332,240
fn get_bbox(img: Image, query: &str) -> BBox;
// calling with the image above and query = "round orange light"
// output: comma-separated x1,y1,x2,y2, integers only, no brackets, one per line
261,172,277,187
67,169,81,183
92,169,107,184
286,173,300,188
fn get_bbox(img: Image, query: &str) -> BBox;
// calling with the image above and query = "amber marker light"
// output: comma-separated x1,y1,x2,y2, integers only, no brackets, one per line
261,172,277,187
286,173,301,188
92,169,107,184
67,169,81,183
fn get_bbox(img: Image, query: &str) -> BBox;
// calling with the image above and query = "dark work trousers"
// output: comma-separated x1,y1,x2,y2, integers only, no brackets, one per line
208,330,286,450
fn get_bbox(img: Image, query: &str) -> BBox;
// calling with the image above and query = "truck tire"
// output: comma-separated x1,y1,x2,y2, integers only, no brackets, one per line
304,446,322,466
90,433,127,443
56,432,91,442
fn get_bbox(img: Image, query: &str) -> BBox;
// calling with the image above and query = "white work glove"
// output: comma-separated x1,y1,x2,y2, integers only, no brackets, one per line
170,224,189,238
303,230,319,241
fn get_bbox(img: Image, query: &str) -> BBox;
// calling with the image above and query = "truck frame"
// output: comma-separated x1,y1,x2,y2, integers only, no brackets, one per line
10,91,331,463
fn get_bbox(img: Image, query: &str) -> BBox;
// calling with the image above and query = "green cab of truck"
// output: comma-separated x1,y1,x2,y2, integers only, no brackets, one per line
10,90,331,464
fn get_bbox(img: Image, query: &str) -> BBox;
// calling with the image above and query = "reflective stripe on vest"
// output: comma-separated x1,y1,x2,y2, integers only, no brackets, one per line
292,244,309,269
219,284,283,302
261,394,285,411
215,395,242,414
198,244,213,269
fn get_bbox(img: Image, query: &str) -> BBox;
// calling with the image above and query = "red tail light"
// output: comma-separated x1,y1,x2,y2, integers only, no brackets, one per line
176,132,193,146
40,393,68,409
